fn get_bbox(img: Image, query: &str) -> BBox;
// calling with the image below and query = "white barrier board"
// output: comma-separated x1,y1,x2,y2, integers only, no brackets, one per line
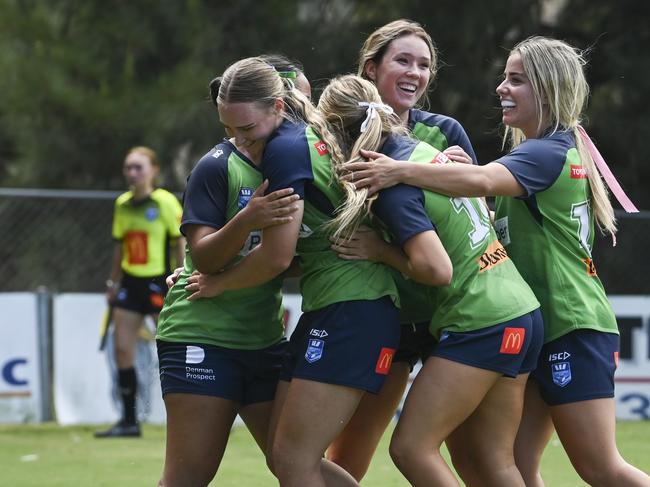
611,296,650,420
0,293,41,422
2,292,649,424
53,294,165,425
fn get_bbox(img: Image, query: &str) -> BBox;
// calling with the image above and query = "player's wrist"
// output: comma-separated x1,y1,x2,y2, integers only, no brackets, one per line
105,279,118,290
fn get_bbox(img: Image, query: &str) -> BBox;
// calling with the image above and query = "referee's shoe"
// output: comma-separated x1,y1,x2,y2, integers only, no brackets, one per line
94,421,141,438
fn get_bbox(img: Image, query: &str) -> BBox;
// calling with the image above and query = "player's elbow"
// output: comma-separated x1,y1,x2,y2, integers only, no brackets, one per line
473,171,496,197
412,258,453,287
191,255,216,274
265,251,294,277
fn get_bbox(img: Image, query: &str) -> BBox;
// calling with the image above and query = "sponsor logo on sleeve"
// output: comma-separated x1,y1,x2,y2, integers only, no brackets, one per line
314,141,329,156
570,165,587,179
430,152,450,164
375,347,395,375
499,327,525,354
477,239,510,273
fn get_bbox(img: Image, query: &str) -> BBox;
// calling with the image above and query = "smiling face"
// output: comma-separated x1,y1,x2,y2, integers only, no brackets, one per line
218,100,284,159
496,53,548,139
364,34,432,122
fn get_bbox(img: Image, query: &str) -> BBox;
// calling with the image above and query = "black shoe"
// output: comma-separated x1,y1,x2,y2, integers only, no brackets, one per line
94,421,141,438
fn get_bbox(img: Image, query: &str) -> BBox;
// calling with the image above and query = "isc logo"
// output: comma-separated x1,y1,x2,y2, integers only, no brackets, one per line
548,351,571,362
309,329,328,338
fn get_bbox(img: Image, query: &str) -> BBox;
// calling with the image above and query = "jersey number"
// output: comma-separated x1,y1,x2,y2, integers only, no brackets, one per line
451,197,491,249
570,201,592,254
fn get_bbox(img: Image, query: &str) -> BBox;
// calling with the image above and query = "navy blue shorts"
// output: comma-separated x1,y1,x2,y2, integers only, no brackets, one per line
157,339,287,406
530,329,619,406
431,308,544,378
114,273,167,315
394,321,436,371
281,296,400,394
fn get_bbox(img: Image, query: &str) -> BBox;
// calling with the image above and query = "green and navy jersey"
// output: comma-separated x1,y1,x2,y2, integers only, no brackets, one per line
397,109,479,323
112,188,182,277
156,141,285,350
494,130,617,342
408,109,478,164
373,135,540,339
262,120,399,312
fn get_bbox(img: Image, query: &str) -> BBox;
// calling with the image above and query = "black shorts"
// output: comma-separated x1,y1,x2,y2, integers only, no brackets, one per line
431,308,544,378
530,329,619,406
158,340,287,405
113,273,167,315
281,296,400,394
393,321,436,371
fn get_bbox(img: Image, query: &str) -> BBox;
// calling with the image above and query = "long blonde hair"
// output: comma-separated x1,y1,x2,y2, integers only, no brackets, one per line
505,36,616,236
357,19,437,109
213,56,322,129
317,75,409,240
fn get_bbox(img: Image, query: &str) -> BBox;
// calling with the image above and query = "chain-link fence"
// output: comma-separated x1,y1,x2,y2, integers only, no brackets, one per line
0,188,648,294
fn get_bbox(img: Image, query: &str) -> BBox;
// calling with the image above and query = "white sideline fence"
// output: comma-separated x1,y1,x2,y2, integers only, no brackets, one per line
1,292,649,424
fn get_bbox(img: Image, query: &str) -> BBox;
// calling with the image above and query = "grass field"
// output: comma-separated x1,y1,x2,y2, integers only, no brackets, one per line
2,421,649,486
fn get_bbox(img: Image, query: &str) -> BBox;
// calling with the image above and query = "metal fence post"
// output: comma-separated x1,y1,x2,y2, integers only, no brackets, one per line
36,287,53,421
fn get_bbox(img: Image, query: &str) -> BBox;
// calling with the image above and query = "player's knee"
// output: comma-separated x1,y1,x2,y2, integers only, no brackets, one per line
574,458,626,487
269,437,292,478
449,450,476,484
389,433,416,472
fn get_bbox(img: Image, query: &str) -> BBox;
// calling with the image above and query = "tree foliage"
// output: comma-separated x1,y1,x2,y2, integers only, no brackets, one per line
0,0,646,208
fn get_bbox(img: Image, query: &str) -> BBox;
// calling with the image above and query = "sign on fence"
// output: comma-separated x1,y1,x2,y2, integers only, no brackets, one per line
0,293,42,422
0,293,649,423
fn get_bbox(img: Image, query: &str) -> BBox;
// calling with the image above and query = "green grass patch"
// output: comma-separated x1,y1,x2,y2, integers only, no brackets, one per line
1,421,648,486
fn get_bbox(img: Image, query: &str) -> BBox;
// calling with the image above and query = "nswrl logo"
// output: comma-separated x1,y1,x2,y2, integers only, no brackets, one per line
238,188,254,209
552,362,572,387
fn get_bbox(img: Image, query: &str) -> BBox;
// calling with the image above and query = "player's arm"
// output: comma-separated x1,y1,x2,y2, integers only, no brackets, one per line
106,242,122,303
186,181,299,275
348,150,524,198
185,202,304,300
171,236,186,269
331,227,451,287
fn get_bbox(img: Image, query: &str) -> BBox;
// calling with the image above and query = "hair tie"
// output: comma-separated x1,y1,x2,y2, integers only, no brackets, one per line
277,71,297,79
358,102,394,133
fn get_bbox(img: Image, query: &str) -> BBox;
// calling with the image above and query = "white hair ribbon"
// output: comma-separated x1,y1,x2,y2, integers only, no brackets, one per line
358,102,394,133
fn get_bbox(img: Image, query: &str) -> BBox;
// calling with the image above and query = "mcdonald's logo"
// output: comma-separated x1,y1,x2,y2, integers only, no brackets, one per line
375,347,395,375
499,327,525,354
125,231,149,264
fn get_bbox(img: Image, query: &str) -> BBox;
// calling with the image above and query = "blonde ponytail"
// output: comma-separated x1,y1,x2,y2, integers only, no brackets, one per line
317,75,408,241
